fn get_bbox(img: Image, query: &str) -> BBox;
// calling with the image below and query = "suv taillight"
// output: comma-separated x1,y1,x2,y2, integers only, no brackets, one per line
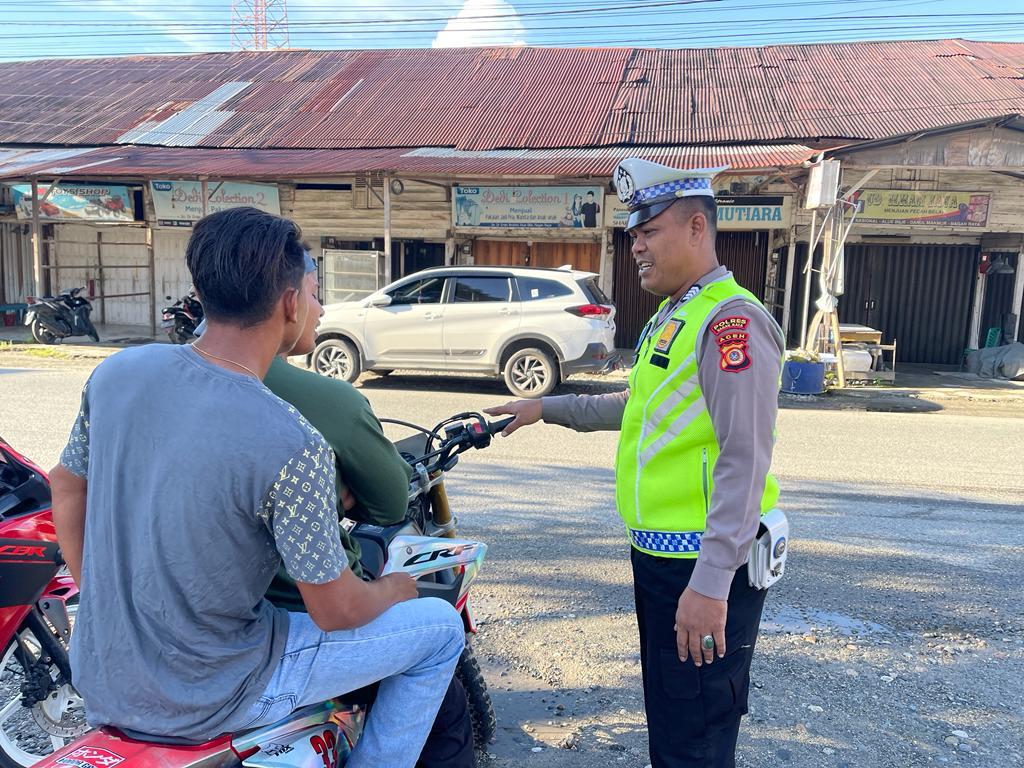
565,304,611,318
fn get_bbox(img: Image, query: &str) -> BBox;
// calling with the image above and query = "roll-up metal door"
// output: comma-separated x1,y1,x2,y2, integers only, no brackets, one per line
612,230,768,349
840,243,979,365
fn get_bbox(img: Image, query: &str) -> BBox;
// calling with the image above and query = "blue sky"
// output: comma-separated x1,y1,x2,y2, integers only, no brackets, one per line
1,0,1023,62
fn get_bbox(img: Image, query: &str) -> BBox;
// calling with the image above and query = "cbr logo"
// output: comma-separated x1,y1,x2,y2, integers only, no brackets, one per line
0,545,47,557
404,545,476,567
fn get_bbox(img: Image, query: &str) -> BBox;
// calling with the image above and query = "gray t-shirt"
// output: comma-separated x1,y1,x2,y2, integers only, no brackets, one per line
60,344,345,741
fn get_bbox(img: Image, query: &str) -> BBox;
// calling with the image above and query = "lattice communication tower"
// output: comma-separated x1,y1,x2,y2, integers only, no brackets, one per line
231,0,290,51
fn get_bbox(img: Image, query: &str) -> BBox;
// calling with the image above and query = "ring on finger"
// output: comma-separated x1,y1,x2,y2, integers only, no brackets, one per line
701,634,714,652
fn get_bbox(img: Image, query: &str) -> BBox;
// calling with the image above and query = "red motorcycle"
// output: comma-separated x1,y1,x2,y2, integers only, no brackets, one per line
0,438,83,768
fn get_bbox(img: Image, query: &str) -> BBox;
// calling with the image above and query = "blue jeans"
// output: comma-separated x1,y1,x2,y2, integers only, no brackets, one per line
242,598,465,768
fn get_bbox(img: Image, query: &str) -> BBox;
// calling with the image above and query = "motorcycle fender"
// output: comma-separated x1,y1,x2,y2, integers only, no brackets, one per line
30,731,234,768
23,308,35,326
36,314,70,336
381,535,486,581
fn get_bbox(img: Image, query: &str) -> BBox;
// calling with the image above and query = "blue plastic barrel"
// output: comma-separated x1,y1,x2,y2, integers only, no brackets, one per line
781,361,826,395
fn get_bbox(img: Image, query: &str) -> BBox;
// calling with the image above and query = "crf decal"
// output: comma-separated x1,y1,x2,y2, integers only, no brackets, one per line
404,544,475,567
0,545,48,557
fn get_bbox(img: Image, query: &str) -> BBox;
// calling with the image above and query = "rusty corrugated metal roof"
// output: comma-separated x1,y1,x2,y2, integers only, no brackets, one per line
0,40,1022,151
0,143,819,180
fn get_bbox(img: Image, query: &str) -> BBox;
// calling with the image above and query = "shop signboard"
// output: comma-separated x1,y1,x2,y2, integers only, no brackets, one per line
603,194,791,230
453,186,604,229
850,189,991,227
10,183,134,222
150,180,281,227
715,196,791,230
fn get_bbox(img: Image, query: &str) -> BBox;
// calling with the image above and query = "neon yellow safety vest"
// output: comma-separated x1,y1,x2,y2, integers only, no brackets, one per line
615,275,780,558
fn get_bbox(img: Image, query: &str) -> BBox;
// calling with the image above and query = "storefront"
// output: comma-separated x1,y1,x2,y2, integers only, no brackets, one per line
2,181,156,330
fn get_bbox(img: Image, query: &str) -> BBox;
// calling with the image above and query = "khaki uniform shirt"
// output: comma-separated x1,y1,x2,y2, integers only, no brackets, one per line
542,266,784,600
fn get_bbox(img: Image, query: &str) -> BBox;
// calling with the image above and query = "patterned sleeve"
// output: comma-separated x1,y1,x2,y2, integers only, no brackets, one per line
59,378,91,478
260,437,346,585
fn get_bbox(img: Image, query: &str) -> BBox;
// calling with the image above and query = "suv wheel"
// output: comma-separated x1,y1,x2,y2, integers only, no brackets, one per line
313,338,361,383
503,347,559,398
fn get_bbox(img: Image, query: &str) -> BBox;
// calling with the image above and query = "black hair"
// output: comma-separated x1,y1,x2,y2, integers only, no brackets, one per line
676,196,718,237
586,191,595,197
186,207,306,327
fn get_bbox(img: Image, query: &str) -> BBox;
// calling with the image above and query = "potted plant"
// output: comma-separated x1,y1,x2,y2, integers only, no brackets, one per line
782,348,826,394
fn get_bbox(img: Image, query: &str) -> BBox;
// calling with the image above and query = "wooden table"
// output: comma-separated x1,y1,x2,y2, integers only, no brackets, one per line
838,324,896,382
839,324,883,344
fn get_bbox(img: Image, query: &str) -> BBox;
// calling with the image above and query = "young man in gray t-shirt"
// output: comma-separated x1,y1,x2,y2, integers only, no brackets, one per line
50,208,464,768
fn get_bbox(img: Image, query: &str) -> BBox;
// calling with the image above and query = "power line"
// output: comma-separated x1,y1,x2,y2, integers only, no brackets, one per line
0,0,936,26
6,9,1015,38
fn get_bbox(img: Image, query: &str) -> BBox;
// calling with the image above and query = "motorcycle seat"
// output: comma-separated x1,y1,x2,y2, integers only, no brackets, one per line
112,727,228,747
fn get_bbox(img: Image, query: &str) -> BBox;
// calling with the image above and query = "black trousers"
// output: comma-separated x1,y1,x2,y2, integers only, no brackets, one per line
417,676,475,768
631,549,767,768
348,676,474,768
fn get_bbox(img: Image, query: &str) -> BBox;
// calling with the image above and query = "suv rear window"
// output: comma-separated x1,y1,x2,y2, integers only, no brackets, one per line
578,277,611,305
453,276,511,303
515,277,574,302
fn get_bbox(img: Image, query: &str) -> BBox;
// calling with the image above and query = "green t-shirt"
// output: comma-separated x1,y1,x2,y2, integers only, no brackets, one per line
262,357,413,609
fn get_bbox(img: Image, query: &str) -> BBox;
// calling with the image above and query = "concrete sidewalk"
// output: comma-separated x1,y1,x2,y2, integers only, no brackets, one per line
597,356,1024,412
2,332,1022,412
0,322,162,353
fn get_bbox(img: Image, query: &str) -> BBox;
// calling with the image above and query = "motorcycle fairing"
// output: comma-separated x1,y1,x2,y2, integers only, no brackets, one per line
382,535,485,606
235,700,362,768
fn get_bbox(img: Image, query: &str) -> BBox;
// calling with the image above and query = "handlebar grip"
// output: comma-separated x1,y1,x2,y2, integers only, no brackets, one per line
488,416,516,435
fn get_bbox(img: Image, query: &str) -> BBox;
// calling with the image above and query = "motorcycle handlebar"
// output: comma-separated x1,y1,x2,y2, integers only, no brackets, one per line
399,413,512,474
487,416,515,435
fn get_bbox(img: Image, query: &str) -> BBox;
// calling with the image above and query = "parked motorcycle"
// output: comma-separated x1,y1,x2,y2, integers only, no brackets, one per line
27,411,512,768
160,291,203,345
0,437,84,768
24,288,99,344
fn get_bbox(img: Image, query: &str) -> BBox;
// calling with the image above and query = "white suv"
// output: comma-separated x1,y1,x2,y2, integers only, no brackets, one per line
311,266,618,397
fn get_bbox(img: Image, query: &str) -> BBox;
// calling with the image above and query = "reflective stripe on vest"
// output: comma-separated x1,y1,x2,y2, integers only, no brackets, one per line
615,275,781,557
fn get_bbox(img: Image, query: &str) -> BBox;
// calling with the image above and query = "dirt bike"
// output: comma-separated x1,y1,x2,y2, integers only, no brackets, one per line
0,437,84,768
29,411,512,768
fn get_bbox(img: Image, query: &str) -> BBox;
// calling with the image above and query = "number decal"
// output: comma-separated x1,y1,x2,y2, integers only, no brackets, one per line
310,730,339,768
325,731,338,766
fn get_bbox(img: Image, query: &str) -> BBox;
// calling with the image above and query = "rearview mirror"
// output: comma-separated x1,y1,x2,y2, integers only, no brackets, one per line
368,294,392,308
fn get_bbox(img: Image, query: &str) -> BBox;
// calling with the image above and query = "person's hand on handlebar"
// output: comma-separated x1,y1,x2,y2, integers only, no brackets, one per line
484,399,543,436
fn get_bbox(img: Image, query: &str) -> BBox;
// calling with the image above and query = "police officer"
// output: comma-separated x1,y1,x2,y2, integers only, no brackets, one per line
485,159,785,768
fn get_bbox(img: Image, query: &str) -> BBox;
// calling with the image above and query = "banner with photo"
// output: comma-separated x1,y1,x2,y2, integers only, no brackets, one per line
11,183,134,222
454,186,604,229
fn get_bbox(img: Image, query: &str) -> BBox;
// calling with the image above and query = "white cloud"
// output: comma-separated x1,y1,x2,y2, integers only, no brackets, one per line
432,0,527,48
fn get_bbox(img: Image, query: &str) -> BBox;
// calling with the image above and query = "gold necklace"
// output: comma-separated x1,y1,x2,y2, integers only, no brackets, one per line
191,343,260,379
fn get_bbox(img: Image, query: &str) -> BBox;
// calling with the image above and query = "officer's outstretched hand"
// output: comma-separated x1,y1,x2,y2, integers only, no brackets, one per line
484,400,542,436
675,587,727,667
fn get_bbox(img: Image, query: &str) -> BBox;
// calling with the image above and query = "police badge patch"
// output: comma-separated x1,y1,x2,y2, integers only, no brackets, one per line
654,319,685,354
710,316,750,336
714,322,751,373
719,340,750,372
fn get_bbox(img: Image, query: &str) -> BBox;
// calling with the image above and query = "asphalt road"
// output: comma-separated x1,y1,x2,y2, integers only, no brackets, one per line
2,361,1022,767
